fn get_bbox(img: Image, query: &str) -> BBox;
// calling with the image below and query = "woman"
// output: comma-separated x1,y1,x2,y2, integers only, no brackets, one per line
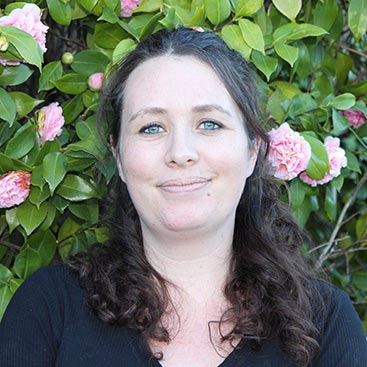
0,28,366,367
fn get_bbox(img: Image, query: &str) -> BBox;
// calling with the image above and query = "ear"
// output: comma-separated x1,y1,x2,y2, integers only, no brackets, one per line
247,136,261,177
110,135,125,182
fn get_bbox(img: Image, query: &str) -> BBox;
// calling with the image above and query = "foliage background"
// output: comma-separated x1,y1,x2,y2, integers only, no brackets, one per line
0,0,366,330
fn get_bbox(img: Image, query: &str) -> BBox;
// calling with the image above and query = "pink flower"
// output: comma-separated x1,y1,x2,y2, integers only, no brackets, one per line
88,72,104,92
36,102,65,145
0,171,31,208
0,4,48,66
300,137,347,187
341,109,366,129
268,123,311,180
120,0,142,17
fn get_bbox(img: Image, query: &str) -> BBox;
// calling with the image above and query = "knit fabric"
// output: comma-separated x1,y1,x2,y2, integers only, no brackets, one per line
0,264,366,366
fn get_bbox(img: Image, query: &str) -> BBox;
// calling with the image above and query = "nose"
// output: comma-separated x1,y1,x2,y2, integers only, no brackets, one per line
164,128,199,167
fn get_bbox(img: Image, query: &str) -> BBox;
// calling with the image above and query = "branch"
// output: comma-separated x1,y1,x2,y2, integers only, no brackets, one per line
47,27,87,49
0,240,21,251
315,172,367,271
56,223,99,245
333,42,367,59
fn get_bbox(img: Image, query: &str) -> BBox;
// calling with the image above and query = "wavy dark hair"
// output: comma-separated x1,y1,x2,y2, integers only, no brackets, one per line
68,27,322,366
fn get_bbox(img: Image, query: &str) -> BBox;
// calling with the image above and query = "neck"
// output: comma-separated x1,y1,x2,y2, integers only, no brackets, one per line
142,223,234,299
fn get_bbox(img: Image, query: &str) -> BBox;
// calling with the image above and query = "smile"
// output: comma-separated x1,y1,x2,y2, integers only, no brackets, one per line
158,178,210,193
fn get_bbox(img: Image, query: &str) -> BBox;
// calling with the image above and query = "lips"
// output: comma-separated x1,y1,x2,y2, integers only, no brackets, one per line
158,177,210,193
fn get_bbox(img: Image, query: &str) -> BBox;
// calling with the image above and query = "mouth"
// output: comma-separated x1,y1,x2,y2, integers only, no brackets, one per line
158,177,211,193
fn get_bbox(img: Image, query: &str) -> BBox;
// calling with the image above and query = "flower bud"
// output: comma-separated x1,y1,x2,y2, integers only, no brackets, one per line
0,36,9,52
88,72,104,92
61,52,74,65
0,171,31,208
36,102,65,145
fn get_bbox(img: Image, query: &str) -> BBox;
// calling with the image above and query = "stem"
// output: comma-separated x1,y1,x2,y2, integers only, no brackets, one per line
348,126,367,150
47,27,86,49
315,172,367,270
333,42,367,59
0,240,21,251
57,223,99,245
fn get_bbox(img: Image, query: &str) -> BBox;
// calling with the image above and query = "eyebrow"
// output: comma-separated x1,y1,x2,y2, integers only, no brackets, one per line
128,104,233,123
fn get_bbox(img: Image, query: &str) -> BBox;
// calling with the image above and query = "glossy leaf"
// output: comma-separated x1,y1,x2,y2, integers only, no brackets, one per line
0,87,16,124
348,0,367,41
328,93,356,110
27,230,57,267
0,64,33,86
325,185,337,221
13,246,42,279
272,0,301,21
204,0,231,26
5,124,36,159
47,0,72,25
52,73,88,95
239,19,264,54
235,0,263,17
56,174,98,201
9,92,44,116
38,61,63,92
17,201,48,236
71,50,110,77
274,42,298,66
251,50,277,81
42,152,68,195
221,24,251,61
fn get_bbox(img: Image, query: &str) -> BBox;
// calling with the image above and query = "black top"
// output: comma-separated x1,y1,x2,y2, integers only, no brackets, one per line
0,264,366,366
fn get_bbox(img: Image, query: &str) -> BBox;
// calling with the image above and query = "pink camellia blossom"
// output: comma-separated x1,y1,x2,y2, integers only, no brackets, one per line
0,171,31,208
0,4,48,66
88,72,104,92
36,102,65,145
120,0,142,17
341,109,366,129
268,123,311,180
300,136,347,187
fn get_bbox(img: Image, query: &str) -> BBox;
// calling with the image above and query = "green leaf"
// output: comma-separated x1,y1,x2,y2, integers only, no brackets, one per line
0,87,16,124
274,42,298,66
5,124,36,159
9,92,44,116
290,178,306,208
56,174,98,201
134,0,162,12
301,134,329,180
0,154,31,174
348,0,367,41
61,95,84,124
356,214,367,239
0,64,33,86
331,174,344,192
28,230,56,267
51,194,69,213
112,39,137,64
159,7,181,31
17,201,48,236
0,264,12,287
332,109,349,136
42,152,68,194
35,140,61,166
325,185,337,221
239,19,264,54
294,42,312,79
0,26,43,70
71,50,110,77
30,165,45,189
38,61,63,92
292,195,312,227
98,3,119,24
314,0,338,32
251,50,277,81
221,24,251,61
46,0,72,25
52,73,87,95
94,22,128,49
13,246,42,279
5,207,19,234
272,0,301,21
38,201,57,232
29,185,50,208
66,135,107,161
58,215,81,242
273,23,328,44
69,201,99,223
328,93,356,110
204,0,231,27
345,151,361,173
235,0,263,17
0,286,12,320
139,12,163,40
190,5,205,26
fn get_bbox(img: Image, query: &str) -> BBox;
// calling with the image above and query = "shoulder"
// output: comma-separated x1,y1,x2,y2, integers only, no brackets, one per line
309,279,367,366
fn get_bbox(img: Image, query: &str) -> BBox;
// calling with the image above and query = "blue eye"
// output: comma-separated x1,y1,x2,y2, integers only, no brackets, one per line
139,123,163,134
200,120,222,130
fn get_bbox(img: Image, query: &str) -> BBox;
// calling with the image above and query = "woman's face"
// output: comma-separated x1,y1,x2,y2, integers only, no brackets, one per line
115,56,257,238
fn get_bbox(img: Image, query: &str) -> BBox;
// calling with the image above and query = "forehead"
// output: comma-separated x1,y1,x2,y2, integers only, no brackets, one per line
122,55,239,118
